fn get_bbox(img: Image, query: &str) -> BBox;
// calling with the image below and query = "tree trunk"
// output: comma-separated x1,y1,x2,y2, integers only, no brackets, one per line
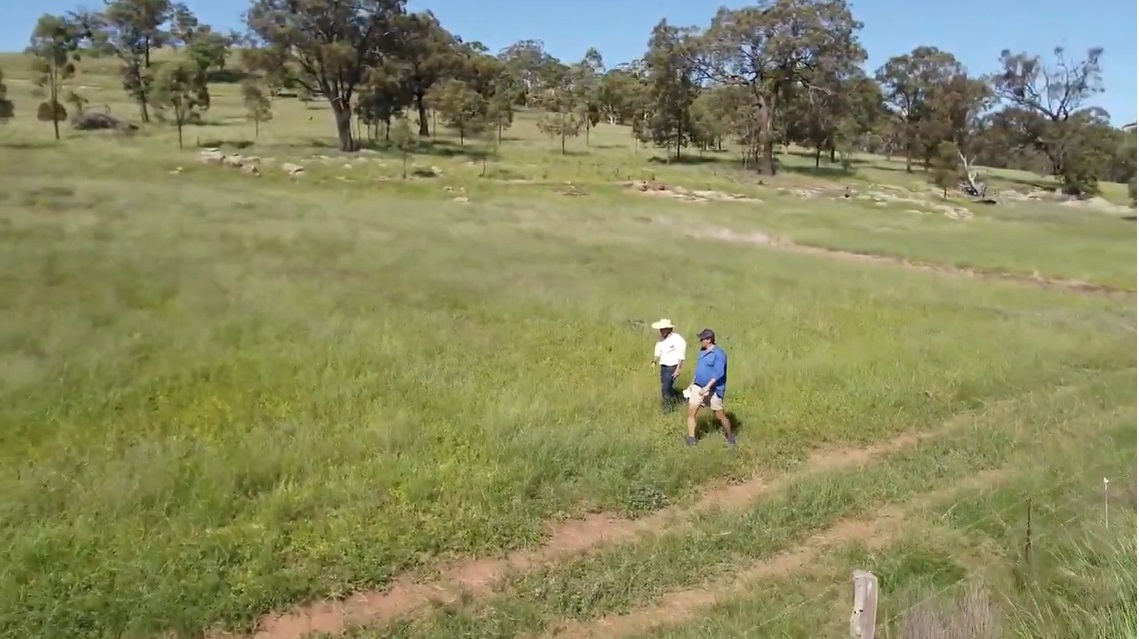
497,122,502,144
48,79,61,141
176,121,183,148
585,122,590,146
814,145,822,168
458,124,464,146
332,101,355,152
676,120,683,160
759,113,776,176
415,94,429,136
431,110,436,139
560,112,566,155
829,146,836,163
254,118,260,140
140,97,150,123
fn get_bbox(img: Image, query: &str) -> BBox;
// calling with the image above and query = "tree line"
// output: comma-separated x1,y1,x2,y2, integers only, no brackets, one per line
2,0,1135,196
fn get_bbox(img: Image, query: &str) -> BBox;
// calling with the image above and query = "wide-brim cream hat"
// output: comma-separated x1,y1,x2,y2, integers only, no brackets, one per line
651,318,675,330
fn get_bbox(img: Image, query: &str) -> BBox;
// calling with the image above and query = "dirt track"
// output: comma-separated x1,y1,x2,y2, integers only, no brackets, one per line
233,430,944,639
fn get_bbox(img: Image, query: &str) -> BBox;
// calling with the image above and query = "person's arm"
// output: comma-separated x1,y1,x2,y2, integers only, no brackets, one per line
651,341,661,368
673,338,686,378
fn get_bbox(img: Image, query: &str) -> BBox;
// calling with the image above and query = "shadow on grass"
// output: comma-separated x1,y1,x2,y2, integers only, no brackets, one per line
695,411,744,441
647,155,727,166
777,162,855,180
0,140,58,150
414,142,492,160
187,119,237,128
545,148,592,157
206,68,253,84
195,138,255,150
989,173,1058,191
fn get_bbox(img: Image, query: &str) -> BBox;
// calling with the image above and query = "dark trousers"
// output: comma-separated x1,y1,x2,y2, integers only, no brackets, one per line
659,365,680,411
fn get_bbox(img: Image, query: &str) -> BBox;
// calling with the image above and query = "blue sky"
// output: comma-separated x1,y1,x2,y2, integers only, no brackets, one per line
3,0,1135,124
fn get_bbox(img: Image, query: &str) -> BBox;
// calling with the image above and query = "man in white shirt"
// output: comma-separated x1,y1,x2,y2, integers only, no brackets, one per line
650,318,687,412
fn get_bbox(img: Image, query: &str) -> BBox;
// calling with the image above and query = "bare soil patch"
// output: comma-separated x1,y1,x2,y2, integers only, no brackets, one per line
659,219,1135,297
226,429,936,639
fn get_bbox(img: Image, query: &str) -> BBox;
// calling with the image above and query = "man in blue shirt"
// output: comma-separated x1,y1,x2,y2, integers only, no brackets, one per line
683,328,735,448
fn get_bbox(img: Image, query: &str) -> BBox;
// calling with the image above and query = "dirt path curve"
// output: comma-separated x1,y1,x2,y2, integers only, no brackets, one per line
540,468,1009,639
671,221,1135,298
233,430,935,639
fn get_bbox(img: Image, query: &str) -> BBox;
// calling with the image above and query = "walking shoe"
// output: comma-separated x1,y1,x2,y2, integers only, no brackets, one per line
686,436,697,447
726,435,737,448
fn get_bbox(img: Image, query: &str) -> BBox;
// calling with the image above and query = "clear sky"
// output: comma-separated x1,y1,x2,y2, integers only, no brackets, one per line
3,0,1135,124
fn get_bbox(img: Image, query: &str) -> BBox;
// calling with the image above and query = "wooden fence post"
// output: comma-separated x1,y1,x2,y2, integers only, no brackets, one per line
850,569,879,639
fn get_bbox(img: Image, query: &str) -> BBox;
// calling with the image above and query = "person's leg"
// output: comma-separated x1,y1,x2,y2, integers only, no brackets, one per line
713,409,735,446
686,404,700,445
711,395,735,447
659,365,676,411
685,384,702,445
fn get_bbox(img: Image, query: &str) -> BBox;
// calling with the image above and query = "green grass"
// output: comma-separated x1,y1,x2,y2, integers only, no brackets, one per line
348,372,1133,638
0,50,1134,639
519,408,1134,639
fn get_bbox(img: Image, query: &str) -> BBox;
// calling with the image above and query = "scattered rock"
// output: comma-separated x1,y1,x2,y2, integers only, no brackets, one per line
168,167,183,174
861,189,926,206
282,163,305,176
1059,196,1133,215
198,149,226,165
618,180,761,204
931,204,973,220
998,189,1131,214
452,196,469,203
781,187,824,198
196,149,263,177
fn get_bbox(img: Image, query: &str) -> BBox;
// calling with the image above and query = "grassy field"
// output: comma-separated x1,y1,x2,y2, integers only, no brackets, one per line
0,51,1135,639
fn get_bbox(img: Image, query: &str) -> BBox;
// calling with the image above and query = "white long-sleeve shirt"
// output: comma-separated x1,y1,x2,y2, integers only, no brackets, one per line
654,332,687,367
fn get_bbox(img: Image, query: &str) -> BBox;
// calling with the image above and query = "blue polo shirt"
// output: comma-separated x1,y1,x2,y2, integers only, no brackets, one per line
692,345,728,398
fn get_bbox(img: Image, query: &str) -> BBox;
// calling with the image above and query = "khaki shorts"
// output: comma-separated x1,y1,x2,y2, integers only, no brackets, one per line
684,384,724,411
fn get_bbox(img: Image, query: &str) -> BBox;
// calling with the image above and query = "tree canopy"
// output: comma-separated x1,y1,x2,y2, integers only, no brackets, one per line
17,0,1136,193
